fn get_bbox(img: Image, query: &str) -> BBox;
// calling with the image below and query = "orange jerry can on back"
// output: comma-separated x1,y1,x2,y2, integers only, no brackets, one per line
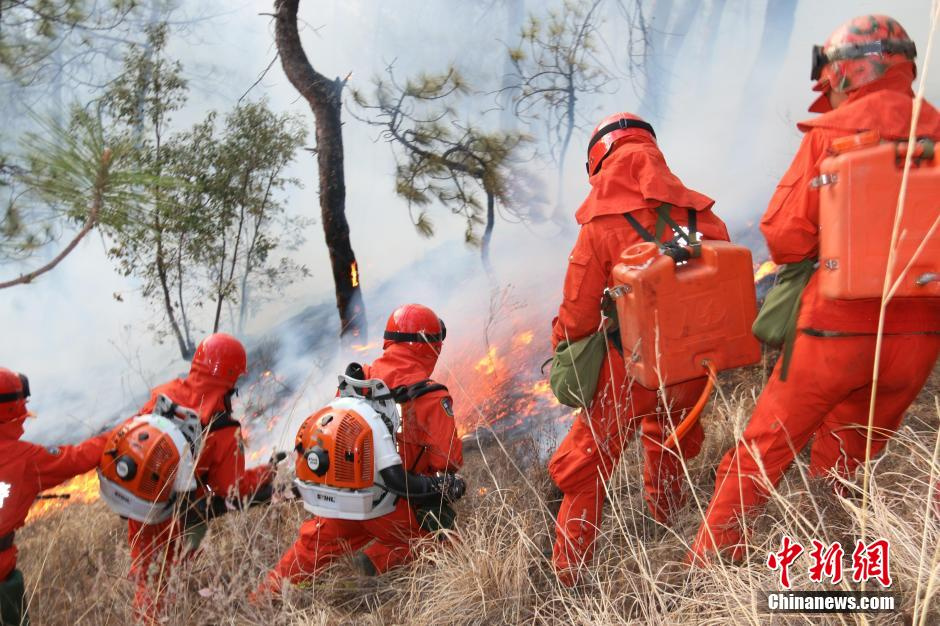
817,136,940,299
610,241,761,390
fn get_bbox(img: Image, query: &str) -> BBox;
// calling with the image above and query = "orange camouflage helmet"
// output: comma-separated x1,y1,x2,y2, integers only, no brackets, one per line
586,112,656,177
811,15,917,111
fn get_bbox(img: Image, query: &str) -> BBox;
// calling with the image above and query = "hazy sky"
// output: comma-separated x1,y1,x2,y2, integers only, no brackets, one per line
3,0,938,445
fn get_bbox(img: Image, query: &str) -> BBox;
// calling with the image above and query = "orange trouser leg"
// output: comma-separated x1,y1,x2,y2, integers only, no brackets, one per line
549,346,705,581
640,377,707,524
809,336,939,481
361,499,428,573
127,518,181,623
263,516,369,592
549,349,636,580
692,333,939,562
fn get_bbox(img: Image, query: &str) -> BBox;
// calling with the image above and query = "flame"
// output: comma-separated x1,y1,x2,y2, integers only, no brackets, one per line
350,262,359,288
352,341,380,353
445,313,577,440
474,346,501,375
513,330,534,346
27,470,100,523
754,260,778,283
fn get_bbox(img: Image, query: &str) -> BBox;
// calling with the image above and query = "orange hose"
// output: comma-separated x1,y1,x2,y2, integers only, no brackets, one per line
664,359,717,450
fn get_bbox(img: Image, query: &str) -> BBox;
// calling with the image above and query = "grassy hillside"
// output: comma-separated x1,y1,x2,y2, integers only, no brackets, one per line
17,363,940,625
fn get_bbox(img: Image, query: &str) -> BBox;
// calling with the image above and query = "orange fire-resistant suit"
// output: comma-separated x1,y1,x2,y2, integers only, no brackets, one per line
691,65,940,561
0,424,106,582
0,367,107,626
550,135,730,579
127,364,273,618
262,342,463,592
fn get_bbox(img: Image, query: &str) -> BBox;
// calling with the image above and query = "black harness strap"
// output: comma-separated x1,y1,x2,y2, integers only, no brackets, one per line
373,379,449,403
624,211,656,242
207,414,241,432
0,532,13,552
394,379,449,402
623,204,701,262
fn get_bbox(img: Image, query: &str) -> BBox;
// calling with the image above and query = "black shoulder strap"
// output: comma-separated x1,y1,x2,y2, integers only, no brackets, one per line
207,413,240,432
623,204,700,260
391,379,449,403
624,211,656,243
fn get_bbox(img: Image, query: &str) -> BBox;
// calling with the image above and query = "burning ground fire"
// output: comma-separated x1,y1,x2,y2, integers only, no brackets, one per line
754,260,778,283
27,311,575,520
27,470,100,523
443,324,576,441
27,261,785,521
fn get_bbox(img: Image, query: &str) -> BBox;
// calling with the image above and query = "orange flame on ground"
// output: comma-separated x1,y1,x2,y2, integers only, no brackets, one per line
350,262,359,288
448,327,576,438
27,470,100,523
351,341,380,353
513,330,534,347
474,346,501,376
754,260,777,283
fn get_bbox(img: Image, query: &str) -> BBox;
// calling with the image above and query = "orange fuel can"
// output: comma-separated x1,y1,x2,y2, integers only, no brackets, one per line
817,139,939,299
610,241,761,389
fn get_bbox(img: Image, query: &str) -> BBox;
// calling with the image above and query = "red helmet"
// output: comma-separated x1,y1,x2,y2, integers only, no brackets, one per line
810,15,917,111
586,112,656,177
0,367,30,423
190,333,247,387
383,304,446,347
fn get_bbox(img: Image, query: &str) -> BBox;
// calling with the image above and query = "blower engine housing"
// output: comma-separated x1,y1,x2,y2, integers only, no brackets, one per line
98,396,200,524
294,376,402,520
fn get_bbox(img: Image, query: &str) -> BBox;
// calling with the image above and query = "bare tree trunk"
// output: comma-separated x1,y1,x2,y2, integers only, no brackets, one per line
155,224,194,360
499,0,525,131
693,0,727,94
638,0,702,123
175,238,193,350
733,0,797,146
481,190,496,281
552,80,577,227
274,0,367,342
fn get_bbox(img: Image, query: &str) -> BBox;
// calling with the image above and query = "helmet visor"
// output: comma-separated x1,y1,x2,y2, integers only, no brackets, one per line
812,40,917,81
811,45,827,81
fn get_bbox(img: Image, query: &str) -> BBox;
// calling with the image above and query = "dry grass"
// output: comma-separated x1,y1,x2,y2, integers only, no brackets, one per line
17,362,940,625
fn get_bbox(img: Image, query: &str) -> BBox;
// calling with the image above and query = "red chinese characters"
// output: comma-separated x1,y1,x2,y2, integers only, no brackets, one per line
766,536,893,589
767,536,805,589
808,540,844,584
850,539,892,588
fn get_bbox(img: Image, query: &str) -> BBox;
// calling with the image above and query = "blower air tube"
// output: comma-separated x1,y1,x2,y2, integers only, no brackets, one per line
379,465,448,506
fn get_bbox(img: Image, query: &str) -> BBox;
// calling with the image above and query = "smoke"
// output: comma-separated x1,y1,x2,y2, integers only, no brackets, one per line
4,0,939,449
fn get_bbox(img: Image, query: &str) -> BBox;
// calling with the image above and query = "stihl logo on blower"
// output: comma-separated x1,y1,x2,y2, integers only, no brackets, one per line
97,395,202,524
293,374,403,521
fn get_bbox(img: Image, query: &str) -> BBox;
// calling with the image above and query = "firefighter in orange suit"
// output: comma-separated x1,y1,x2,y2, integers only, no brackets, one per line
127,333,275,618
691,15,940,562
0,368,107,626
259,304,465,594
550,113,730,584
